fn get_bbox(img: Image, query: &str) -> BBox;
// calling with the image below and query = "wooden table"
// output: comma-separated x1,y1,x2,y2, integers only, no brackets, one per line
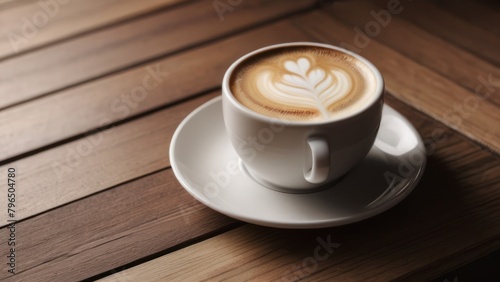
1,0,499,281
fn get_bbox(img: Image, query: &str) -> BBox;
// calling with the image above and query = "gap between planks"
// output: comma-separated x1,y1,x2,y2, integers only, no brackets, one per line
1,9,499,227
2,94,499,281
0,0,196,61
0,0,318,110
95,96,500,281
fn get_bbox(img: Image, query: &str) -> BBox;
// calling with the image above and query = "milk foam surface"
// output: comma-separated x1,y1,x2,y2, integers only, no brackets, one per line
230,47,378,121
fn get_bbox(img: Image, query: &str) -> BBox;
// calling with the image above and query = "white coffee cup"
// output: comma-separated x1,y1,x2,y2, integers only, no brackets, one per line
222,42,384,193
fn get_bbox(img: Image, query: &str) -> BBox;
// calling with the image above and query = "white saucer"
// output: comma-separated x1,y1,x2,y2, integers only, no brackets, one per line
170,97,426,229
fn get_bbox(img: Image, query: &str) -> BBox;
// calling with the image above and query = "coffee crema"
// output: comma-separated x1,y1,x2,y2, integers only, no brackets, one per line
230,46,378,121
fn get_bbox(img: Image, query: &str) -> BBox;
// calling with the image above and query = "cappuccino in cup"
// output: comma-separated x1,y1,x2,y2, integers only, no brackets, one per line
222,43,384,192
229,46,379,121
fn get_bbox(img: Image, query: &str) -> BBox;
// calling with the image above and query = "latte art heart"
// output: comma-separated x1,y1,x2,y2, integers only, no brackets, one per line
230,46,378,121
257,57,353,119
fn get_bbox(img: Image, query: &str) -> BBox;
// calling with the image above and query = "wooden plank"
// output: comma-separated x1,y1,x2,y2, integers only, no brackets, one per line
99,94,500,282
3,95,496,282
323,0,500,106
292,10,500,154
0,0,190,59
0,168,236,281
0,16,313,226
0,92,218,227
370,0,500,65
0,20,311,161
433,0,500,36
0,0,316,109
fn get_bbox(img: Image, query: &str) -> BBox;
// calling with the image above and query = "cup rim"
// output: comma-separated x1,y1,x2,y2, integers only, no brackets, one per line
222,42,385,125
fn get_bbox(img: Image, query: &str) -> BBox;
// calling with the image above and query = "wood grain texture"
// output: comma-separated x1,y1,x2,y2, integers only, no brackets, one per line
325,0,500,106
0,0,316,109
0,0,190,59
0,13,315,227
293,10,500,154
434,0,500,36
0,168,236,281
0,20,311,161
372,0,500,66
0,1,499,281
0,92,217,226
100,94,500,282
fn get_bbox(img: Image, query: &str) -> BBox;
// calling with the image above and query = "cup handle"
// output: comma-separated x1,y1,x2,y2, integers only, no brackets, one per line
305,137,330,184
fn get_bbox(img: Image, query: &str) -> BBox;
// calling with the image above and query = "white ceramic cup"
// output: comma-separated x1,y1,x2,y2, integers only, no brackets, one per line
222,42,384,193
